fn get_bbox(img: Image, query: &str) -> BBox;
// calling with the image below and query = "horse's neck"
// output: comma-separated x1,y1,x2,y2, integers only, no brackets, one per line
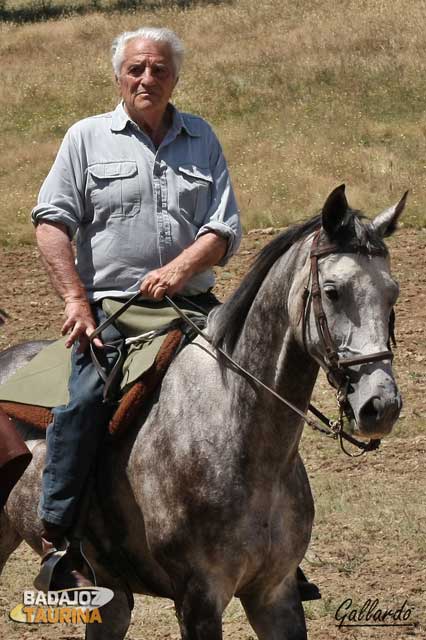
228,252,318,465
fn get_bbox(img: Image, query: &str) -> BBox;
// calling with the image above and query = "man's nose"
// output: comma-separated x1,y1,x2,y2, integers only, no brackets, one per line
140,67,155,84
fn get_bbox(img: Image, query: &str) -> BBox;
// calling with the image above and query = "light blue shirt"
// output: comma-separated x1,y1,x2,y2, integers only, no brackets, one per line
32,103,241,302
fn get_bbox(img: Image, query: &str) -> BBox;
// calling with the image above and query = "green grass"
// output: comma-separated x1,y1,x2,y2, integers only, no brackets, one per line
1,0,426,247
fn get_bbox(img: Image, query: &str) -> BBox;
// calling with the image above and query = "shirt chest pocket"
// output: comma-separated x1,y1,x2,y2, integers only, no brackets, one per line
177,165,213,225
87,161,140,219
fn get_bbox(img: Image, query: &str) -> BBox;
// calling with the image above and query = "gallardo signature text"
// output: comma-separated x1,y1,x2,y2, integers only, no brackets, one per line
335,598,413,628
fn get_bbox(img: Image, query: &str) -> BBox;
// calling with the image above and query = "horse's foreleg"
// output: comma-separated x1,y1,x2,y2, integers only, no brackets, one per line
0,510,23,575
175,578,224,640
85,590,131,640
240,576,307,640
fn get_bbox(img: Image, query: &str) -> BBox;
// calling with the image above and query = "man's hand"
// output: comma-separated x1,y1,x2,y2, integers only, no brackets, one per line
62,299,103,352
139,262,190,300
139,232,228,300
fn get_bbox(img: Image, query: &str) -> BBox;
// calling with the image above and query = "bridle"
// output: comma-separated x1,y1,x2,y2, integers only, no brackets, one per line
308,230,394,384
302,229,395,455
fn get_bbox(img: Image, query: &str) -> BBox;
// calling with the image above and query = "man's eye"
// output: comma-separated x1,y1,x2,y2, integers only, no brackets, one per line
153,66,169,77
129,66,143,76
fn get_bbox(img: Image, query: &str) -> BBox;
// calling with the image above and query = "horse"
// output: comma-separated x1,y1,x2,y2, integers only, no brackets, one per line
0,185,405,640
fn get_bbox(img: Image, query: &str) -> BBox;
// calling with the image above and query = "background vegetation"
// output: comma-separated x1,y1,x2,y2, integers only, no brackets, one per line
1,4,426,638
1,0,425,246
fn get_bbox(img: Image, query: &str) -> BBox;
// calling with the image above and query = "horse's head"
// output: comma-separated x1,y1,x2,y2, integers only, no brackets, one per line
300,185,406,439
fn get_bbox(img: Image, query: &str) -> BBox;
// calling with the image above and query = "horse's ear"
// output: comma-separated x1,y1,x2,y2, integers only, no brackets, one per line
321,184,349,237
371,191,408,237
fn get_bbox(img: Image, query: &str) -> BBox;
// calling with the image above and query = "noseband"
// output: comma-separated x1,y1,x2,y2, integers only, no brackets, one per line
303,230,395,455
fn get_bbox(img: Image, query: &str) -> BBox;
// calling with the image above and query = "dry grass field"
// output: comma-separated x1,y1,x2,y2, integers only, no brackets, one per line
1,1,426,639
0,225,426,640
1,0,426,247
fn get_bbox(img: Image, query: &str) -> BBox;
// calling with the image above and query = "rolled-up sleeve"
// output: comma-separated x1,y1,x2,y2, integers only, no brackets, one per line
31,126,85,238
195,130,242,266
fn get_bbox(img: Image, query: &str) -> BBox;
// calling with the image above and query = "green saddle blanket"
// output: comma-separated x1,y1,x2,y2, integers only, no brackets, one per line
0,298,207,409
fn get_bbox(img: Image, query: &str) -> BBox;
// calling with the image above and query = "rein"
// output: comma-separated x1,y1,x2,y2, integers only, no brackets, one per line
164,295,381,457
90,230,395,457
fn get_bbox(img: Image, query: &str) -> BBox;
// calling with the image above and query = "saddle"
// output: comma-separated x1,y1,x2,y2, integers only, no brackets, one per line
0,408,32,510
0,327,183,440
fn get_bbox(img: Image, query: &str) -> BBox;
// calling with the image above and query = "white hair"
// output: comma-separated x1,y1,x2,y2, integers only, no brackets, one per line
111,27,184,78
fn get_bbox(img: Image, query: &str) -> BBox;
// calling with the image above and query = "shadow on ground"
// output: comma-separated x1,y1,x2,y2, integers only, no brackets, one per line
0,0,227,24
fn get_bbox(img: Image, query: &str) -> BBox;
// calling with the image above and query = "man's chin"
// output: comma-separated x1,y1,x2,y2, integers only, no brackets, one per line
126,98,168,127
135,94,159,106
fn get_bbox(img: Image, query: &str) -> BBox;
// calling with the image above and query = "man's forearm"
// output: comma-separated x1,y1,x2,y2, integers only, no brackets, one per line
36,222,100,349
35,222,87,303
172,232,228,278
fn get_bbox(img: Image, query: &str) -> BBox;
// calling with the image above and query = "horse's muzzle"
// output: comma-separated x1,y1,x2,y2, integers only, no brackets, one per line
357,393,402,438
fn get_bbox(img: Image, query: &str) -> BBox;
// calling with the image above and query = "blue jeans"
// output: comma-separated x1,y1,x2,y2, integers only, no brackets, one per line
38,305,123,528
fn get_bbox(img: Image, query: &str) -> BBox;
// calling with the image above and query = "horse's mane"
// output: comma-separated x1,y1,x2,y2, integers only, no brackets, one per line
212,209,387,355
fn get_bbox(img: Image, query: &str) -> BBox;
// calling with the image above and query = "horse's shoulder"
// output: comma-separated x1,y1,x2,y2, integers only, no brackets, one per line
163,335,221,389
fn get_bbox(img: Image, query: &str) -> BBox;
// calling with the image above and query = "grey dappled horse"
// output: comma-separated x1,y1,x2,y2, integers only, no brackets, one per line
0,185,405,640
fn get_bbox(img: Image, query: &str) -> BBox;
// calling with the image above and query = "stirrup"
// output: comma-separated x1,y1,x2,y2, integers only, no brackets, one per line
34,543,68,593
34,540,96,593
69,537,97,586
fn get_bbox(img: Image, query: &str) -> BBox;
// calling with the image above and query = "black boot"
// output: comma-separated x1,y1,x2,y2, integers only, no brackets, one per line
297,567,321,601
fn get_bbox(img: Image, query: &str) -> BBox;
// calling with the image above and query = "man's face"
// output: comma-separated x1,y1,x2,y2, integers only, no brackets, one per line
117,38,177,125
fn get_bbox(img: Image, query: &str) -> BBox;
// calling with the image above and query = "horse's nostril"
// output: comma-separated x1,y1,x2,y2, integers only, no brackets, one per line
360,397,383,424
359,396,400,433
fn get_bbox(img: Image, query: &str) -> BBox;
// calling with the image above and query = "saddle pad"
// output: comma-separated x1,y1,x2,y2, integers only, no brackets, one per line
0,328,183,439
101,298,204,393
0,337,71,408
0,299,206,408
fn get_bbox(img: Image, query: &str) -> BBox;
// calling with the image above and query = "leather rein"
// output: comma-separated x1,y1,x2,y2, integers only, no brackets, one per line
170,230,394,456
90,230,396,457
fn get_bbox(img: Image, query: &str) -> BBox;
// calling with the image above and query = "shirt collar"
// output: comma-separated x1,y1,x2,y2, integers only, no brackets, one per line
110,102,132,132
171,107,200,138
110,102,199,137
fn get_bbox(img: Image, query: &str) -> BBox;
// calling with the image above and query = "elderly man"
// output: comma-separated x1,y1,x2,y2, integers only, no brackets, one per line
32,27,241,590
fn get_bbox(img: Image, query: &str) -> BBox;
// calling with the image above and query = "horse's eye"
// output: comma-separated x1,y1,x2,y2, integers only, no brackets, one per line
324,288,339,301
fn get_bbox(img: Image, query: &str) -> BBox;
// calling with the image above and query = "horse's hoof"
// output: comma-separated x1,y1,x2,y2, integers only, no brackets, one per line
297,567,322,602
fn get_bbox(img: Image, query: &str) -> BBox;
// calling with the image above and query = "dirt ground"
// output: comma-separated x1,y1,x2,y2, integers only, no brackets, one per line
0,226,425,639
